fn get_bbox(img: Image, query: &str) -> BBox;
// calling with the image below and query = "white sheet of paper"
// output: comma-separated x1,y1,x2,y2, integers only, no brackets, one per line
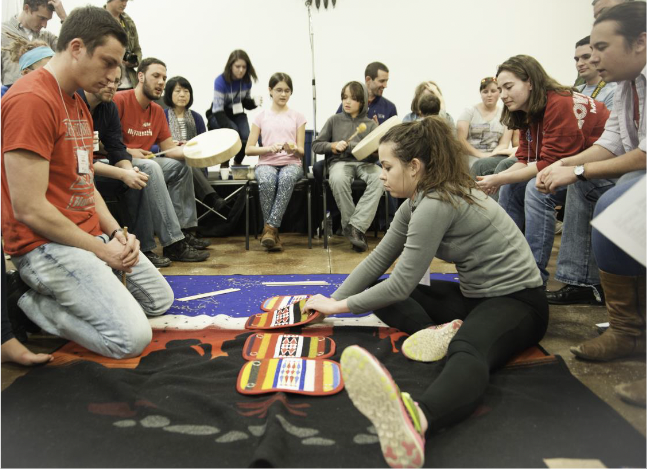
590,176,646,267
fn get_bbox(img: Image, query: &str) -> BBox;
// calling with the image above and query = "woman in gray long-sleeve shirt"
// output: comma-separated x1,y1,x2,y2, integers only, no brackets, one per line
305,118,548,469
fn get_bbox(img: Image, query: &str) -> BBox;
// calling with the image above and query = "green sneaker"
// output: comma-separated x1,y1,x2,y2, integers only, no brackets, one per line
402,319,463,362
341,345,425,468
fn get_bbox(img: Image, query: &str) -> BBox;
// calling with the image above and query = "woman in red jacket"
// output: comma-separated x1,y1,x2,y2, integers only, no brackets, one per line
477,55,610,285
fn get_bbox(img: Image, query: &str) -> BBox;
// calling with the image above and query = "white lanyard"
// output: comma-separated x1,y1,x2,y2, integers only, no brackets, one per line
46,64,90,174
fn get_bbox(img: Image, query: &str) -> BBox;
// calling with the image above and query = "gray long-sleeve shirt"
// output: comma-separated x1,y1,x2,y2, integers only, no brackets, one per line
332,190,543,314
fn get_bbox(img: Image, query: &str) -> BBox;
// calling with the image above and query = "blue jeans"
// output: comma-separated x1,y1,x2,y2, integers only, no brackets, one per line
555,177,616,286
524,179,567,285
255,164,304,228
592,172,646,276
125,158,185,252
208,112,250,164
13,235,174,359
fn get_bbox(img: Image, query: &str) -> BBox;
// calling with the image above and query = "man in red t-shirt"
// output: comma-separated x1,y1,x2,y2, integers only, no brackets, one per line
1,6,173,359
112,57,211,262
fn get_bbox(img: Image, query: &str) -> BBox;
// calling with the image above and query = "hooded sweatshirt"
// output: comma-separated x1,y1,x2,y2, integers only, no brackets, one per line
312,83,378,164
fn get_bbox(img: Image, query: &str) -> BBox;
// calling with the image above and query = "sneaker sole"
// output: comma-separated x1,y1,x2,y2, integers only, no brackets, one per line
165,253,210,262
402,320,463,362
341,346,424,468
261,238,276,249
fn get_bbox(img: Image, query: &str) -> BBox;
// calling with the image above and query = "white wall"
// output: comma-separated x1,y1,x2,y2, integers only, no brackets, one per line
15,0,597,131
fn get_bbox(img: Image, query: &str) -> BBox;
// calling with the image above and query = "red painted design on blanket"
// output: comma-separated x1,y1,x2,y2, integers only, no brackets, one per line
377,328,409,353
236,392,310,418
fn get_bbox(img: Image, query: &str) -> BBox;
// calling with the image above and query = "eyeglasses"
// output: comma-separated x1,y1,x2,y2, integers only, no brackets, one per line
273,88,291,95
481,77,497,83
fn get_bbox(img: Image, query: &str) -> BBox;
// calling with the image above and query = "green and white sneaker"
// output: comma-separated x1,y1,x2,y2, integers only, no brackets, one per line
402,319,463,362
341,345,425,468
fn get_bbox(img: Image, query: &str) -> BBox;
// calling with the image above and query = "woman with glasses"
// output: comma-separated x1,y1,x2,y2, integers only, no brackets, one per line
458,77,514,171
245,73,306,252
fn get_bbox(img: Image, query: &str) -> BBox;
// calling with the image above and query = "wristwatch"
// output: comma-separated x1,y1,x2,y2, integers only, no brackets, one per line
574,165,587,181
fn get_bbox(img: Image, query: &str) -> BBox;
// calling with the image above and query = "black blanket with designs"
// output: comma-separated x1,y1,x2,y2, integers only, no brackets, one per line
2,326,645,468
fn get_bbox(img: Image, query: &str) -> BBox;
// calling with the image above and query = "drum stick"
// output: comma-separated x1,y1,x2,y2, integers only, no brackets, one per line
121,226,129,285
345,123,367,143
149,141,199,158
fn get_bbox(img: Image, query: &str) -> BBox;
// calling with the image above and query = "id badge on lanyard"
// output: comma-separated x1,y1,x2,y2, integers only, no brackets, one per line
232,102,244,115
77,148,90,174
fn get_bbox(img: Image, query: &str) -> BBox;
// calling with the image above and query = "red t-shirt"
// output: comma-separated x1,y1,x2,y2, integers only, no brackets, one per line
516,90,610,171
1,68,100,256
112,89,171,150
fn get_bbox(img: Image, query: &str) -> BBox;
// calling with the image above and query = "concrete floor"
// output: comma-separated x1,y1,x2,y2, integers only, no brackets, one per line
2,230,646,438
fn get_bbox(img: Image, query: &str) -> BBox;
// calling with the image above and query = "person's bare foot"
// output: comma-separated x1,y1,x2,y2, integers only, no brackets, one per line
1,338,53,366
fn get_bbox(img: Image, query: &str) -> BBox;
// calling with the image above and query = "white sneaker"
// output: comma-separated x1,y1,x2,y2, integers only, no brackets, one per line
341,345,425,468
402,320,463,362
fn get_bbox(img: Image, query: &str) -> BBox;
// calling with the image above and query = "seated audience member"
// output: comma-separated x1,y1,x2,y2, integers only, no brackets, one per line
537,2,645,308
416,93,441,118
312,81,380,253
2,6,173,359
113,57,210,262
207,49,259,167
305,118,547,469
80,67,206,267
574,35,617,110
403,81,456,131
335,62,397,124
1,32,54,78
476,55,610,288
245,72,306,252
163,75,226,214
1,0,66,86
459,77,514,173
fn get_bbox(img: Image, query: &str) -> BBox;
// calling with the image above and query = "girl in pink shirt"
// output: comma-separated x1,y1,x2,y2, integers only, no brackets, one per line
245,73,307,252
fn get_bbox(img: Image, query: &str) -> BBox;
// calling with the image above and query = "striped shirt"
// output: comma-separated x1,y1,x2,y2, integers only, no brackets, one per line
211,74,253,114
595,66,646,155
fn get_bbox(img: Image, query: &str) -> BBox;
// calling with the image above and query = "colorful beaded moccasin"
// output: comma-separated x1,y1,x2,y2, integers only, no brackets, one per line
237,358,344,396
402,319,463,362
340,346,425,469
245,299,320,330
242,333,335,360
260,295,310,311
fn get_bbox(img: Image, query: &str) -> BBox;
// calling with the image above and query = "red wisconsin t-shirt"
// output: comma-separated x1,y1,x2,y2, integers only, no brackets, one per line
1,68,100,256
516,91,610,171
112,89,171,150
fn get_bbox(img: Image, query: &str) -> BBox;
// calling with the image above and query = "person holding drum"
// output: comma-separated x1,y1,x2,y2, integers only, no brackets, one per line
163,75,227,215
312,81,379,253
305,118,547,469
207,49,259,168
113,57,210,263
245,72,306,252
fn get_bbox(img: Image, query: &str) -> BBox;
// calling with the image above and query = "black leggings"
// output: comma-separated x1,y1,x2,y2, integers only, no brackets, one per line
373,280,549,433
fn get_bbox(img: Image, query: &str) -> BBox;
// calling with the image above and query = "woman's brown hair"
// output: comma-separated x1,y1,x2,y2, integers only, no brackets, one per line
380,117,480,207
223,49,258,84
409,81,442,115
497,55,573,129
2,32,48,64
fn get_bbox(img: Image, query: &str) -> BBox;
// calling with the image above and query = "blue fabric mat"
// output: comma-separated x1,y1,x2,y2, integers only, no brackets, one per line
165,273,459,318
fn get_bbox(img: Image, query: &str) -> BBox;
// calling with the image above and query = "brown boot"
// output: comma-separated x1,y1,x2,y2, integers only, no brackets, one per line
260,224,276,249
268,230,283,252
615,378,646,407
571,270,646,361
